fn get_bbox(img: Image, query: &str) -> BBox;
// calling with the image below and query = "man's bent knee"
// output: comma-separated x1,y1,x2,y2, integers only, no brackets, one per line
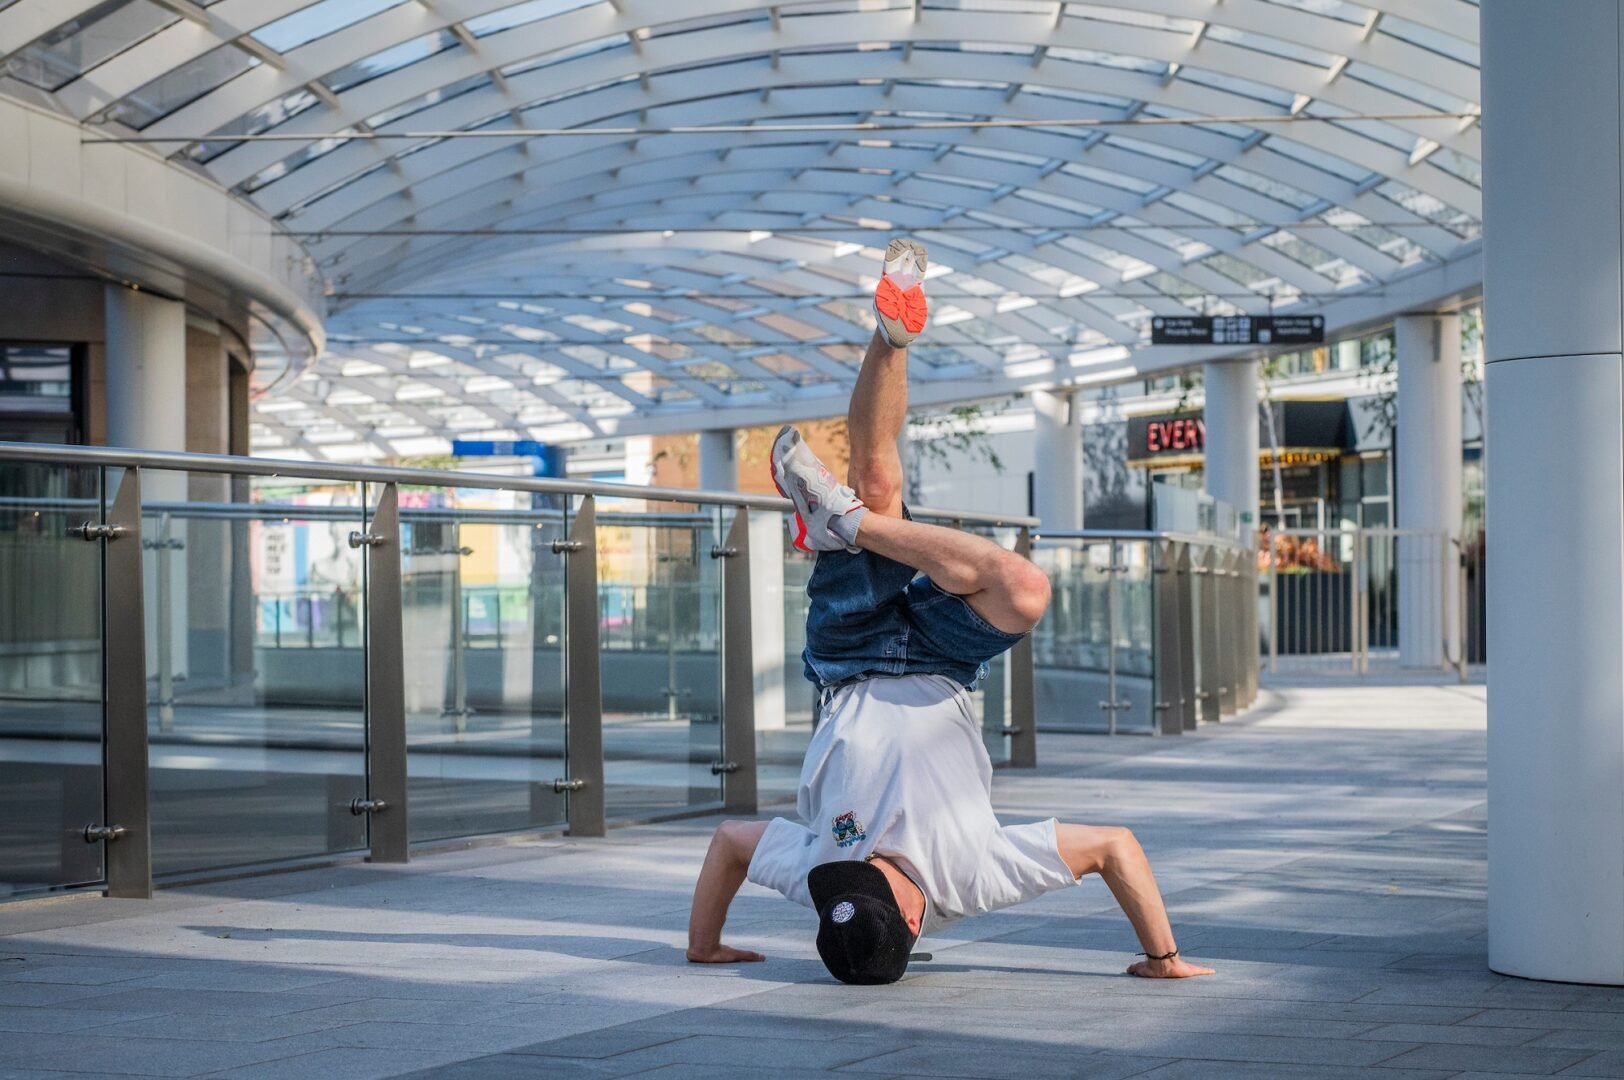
851,464,901,515
1004,560,1051,631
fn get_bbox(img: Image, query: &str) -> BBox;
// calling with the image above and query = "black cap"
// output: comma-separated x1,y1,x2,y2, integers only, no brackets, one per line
807,860,918,985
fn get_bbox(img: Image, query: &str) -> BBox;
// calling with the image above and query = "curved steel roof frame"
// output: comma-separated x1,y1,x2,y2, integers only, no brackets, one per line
0,0,1482,460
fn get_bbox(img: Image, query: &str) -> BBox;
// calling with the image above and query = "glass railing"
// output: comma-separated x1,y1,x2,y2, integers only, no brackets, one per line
0,441,1047,901
1031,531,1259,735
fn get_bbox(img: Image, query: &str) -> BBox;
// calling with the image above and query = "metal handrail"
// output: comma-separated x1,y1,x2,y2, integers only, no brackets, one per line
0,441,1039,528
1032,528,1252,552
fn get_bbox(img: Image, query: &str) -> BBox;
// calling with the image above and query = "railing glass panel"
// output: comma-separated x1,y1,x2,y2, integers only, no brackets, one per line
595,499,725,820
0,462,105,897
140,472,369,876
399,493,570,843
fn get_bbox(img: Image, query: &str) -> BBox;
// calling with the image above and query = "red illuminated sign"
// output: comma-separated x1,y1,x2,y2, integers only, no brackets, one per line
1144,417,1205,454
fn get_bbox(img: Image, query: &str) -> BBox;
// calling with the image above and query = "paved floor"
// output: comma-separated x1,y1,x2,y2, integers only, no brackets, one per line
4,679,1622,1079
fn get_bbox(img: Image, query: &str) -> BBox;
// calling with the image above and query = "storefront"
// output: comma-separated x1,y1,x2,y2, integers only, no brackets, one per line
1123,400,1357,531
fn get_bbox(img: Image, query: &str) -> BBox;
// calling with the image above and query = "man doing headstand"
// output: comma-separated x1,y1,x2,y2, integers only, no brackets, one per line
686,238,1213,985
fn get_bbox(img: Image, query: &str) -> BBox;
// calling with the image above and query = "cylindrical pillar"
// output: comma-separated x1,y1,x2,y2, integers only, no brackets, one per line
1395,314,1462,668
1032,390,1084,530
1202,359,1260,534
104,286,186,454
698,429,736,490
1482,0,1624,985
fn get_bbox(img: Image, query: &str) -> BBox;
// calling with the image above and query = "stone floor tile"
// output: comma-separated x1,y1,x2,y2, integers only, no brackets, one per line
837,1046,1168,1080
1373,1042,1598,1074
200,1047,475,1079
1556,1051,1624,1076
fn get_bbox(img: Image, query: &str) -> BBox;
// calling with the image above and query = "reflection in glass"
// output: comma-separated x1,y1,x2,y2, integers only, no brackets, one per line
142,471,367,876
400,490,567,842
0,463,104,897
596,498,724,820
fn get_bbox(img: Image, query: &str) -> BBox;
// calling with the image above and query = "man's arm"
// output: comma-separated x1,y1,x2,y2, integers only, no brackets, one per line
1055,823,1215,979
687,819,771,963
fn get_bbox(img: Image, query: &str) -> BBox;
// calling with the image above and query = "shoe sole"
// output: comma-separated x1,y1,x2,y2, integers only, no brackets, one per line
875,238,929,346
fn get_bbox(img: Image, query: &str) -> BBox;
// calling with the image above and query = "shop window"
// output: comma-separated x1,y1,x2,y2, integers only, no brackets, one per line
0,344,84,444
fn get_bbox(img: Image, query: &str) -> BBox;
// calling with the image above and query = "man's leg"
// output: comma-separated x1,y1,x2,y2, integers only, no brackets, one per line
846,330,909,519
1055,823,1214,979
853,512,1050,635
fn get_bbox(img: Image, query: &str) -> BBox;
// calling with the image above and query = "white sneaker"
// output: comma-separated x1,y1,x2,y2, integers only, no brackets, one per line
770,425,865,553
873,237,929,348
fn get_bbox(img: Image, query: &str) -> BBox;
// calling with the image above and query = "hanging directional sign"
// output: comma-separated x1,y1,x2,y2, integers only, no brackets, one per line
1150,315,1325,346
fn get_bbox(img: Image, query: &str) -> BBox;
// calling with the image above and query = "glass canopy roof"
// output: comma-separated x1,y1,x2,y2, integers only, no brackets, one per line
0,0,1481,461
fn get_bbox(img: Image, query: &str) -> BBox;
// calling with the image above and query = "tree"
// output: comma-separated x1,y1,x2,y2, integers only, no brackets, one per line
903,403,1005,503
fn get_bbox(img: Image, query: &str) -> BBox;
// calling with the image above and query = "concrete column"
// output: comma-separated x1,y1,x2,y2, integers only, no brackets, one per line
747,511,786,733
1482,0,1624,985
1395,314,1462,669
698,429,736,490
1031,390,1084,530
104,286,186,455
106,285,188,709
1201,359,1260,534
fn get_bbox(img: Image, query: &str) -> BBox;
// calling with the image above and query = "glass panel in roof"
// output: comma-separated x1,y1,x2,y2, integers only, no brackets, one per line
922,0,1052,11
1213,165,1317,210
1258,138,1372,184
1104,134,1206,168
5,0,177,92
465,0,605,37
107,43,259,129
242,132,355,193
500,33,627,77
1204,25,1339,69
1426,146,1482,188
1062,4,1201,34
1254,0,1370,24
252,0,407,53
1174,67,1296,108
1378,16,1479,66
186,86,323,162
1044,46,1164,74
324,29,460,94
1061,161,1158,195
1345,63,1474,113
365,72,491,128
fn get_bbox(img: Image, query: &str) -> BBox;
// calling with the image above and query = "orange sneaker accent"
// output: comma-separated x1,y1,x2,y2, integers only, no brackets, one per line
874,279,929,334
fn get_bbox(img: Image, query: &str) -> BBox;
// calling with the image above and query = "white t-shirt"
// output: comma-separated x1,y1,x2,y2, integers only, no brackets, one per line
747,673,1078,935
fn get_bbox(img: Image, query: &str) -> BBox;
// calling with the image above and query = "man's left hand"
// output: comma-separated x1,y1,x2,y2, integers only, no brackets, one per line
686,943,766,964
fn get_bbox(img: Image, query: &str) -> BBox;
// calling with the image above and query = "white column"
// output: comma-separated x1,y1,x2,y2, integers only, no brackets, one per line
698,429,736,490
747,511,786,733
1202,359,1260,534
1395,314,1462,669
1482,0,1624,985
104,286,185,454
1031,390,1084,529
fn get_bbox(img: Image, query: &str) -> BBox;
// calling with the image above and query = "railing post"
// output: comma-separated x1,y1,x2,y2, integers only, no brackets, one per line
1197,546,1222,724
1176,543,1198,732
1008,526,1037,766
1152,540,1182,736
363,483,408,864
563,496,605,837
102,467,151,899
720,508,759,812
1244,553,1260,707
1267,536,1278,675
1222,551,1242,716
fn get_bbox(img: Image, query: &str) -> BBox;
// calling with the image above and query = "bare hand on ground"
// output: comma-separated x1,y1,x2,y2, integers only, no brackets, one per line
1126,956,1215,978
686,944,766,964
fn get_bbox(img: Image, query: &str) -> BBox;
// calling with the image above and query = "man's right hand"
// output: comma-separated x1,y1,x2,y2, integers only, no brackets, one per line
686,943,766,964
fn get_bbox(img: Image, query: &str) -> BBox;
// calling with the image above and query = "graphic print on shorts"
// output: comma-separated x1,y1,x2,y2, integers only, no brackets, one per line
831,811,867,848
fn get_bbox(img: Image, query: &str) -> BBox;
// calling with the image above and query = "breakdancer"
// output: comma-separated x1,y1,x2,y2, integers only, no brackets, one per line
686,238,1213,984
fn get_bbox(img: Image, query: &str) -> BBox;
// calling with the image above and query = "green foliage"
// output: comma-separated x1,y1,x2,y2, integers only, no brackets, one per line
905,403,1005,500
